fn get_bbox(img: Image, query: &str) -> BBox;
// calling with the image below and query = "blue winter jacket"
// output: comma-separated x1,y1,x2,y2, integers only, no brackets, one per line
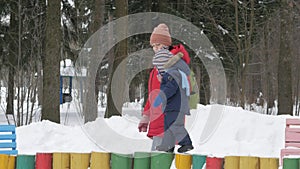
159,59,191,115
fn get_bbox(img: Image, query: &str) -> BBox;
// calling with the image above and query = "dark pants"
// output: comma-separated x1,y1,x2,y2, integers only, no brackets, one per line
161,111,192,148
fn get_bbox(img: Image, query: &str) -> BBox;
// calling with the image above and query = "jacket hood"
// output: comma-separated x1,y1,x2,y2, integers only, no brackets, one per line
170,44,190,64
166,59,190,76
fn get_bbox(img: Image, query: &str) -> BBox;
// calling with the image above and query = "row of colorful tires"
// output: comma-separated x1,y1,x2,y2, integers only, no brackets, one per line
0,151,293,169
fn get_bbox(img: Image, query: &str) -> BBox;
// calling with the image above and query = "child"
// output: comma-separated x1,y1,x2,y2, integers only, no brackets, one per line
138,23,175,151
153,52,194,153
150,24,194,153
138,23,192,152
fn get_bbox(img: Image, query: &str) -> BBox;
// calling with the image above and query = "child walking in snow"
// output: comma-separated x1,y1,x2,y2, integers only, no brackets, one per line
138,23,193,153
150,23,194,153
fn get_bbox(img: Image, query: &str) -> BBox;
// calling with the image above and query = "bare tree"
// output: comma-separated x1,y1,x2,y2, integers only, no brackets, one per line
42,0,61,123
277,0,293,115
105,0,128,118
263,20,278,115
4,0,19,125
84,0,105,123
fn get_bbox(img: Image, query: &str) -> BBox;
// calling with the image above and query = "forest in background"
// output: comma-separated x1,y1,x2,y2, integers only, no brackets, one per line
0,0,299,126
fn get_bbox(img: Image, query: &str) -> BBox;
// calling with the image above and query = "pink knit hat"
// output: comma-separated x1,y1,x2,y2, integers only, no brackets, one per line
150,23,172,46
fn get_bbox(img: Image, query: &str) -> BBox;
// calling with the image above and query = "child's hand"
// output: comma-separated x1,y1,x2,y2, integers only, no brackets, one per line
138,115,149,132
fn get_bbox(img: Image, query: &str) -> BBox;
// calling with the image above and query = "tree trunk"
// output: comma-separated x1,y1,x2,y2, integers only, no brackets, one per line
84,0,105,123
193,65,201,104
129,85,136,102
263,21,276,115
6,67,15,116
277,1,293,115
235,0,255,109
105,0,128,118
36,1,46,107
234,0,244,108
6,1,18,125
41,0,61,123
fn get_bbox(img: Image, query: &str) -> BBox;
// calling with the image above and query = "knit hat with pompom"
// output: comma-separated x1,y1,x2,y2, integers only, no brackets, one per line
150,23,172,46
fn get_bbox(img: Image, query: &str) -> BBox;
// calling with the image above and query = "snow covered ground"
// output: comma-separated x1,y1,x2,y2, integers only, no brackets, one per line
5,101,289,160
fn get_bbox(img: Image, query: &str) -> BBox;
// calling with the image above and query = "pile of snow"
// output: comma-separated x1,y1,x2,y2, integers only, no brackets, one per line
16,104,289,159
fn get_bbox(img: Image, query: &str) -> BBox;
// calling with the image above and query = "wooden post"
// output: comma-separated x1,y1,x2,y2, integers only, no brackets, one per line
70,153,91,169
0,154,15,169
192,154,206,169
133,152,150,169
16,155,35,169
224,156,239,169
175,153,192,169
206,157,223,169
35,153,53,169
239,156,259,169
90,152,111,169
260,158,279,169
53,153,70,169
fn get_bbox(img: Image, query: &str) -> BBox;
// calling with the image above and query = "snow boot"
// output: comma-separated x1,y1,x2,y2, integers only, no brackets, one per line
177,145,194,153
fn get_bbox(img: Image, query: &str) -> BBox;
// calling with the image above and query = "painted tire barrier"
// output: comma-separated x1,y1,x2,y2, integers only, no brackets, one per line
111,153,133,169
283,158,299,169
70,153,90,169
133,152,151,169
224,156,239,169
35,153,52,169
16,155,35,169
0,154,15,169
175,153,192,169
150,152,174,169
90,152,111,169
206,157,223,169
53,153,70,169
239,156,259,169
259,157,278,169
0,152,282,168
192,154,206,169
224,156,278,169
